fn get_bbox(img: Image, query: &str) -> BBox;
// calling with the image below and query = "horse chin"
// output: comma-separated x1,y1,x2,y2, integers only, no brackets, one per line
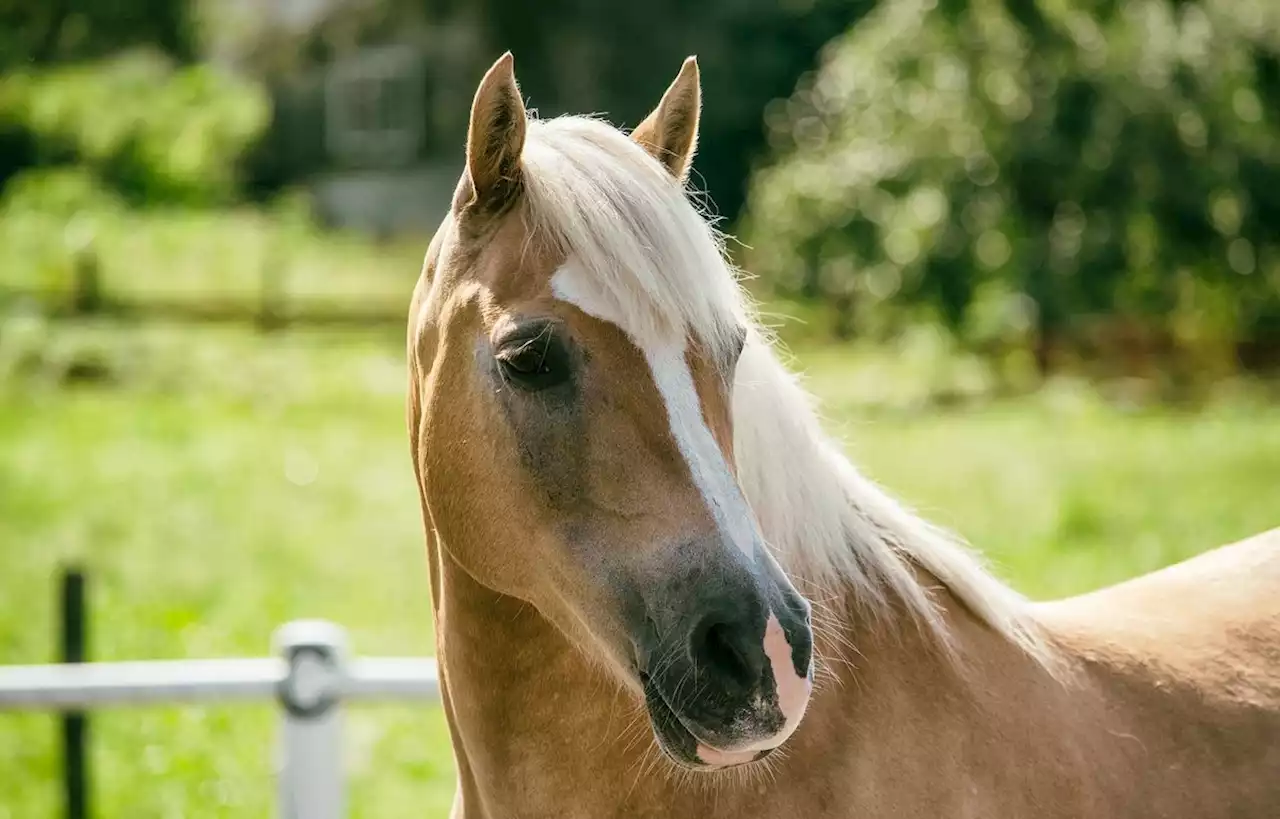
641,674,775,771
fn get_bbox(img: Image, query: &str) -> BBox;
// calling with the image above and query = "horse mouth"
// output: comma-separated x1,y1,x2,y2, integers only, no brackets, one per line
639,672,775,770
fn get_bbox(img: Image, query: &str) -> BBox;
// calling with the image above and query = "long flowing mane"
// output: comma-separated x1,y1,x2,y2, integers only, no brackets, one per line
518,114,1049,663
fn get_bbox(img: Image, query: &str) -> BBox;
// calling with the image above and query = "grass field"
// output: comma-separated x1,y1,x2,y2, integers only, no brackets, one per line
2,313,1279,817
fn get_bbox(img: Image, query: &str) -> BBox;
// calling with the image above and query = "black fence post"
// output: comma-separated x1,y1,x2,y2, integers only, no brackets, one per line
60,568,88,819
257,245,285,332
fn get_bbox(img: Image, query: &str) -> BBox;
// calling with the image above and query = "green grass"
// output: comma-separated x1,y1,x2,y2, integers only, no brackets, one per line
0,324,450,817
1,316,1278,817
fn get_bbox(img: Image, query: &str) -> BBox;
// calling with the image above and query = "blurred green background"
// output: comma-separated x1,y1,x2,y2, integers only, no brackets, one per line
2,0,1279,815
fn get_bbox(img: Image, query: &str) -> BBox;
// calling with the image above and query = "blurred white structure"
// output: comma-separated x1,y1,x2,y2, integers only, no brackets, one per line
0,619,441,819
208,0,483,236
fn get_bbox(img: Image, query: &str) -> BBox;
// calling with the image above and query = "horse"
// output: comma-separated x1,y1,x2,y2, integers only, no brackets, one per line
404,52,1280,818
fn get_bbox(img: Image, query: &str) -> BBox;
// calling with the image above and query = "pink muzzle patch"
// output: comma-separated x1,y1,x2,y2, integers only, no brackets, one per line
762,611,812,739
694,612,812,767
695,742,759,768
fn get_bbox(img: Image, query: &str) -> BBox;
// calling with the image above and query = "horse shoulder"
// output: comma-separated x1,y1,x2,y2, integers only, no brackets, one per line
1018,528,1280,817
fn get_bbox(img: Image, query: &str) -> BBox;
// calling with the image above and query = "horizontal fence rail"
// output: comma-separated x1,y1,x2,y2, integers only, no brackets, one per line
0,656,439,710
0,658,283,709
0,618,442,819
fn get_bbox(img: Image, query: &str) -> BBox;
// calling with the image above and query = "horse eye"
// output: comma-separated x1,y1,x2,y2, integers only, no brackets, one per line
496,332,572,391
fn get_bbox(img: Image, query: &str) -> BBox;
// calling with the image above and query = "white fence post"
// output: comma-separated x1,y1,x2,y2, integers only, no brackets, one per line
274,620,348,819
0,622,440,814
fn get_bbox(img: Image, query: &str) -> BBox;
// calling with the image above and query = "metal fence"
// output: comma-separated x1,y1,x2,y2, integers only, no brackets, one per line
0,619,441,819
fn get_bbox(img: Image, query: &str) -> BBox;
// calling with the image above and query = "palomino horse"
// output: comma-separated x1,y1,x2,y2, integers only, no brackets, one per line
405,53,1280,817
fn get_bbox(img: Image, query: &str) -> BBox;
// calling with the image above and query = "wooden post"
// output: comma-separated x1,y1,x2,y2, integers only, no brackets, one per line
71,247,102,316
258,244,285,332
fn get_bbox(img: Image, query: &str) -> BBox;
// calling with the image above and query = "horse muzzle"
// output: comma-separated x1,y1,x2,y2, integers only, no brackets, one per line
639,599,814,770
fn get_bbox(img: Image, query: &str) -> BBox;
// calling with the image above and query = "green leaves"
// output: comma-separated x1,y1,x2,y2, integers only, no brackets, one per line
744,0,1280,369
0,50,270,206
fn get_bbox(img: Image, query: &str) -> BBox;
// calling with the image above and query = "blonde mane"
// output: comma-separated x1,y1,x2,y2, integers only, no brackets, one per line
519,114,1048,663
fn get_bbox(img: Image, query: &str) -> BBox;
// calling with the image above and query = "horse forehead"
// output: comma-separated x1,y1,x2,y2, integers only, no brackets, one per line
550,262,628,329
552,260,752,556
550,260,697,408
549,260,682,353
452,210,562,305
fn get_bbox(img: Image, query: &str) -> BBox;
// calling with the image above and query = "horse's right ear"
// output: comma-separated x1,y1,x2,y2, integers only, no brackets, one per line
457,52,527,214
632,56,701,182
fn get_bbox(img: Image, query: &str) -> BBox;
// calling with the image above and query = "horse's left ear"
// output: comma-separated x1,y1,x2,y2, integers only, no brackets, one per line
632,56,701,182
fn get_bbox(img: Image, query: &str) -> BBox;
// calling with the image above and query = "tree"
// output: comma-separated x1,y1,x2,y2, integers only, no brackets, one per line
743,0,1280,372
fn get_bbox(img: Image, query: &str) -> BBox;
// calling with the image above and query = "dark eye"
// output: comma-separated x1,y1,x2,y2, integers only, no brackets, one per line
496,328,572,391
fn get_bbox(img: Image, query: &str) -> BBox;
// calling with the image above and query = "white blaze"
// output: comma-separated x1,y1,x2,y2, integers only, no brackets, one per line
552,260,812,765
551,263,756,556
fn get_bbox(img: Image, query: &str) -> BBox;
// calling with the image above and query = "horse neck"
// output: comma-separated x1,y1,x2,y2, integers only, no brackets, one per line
430,523,1088,818
792,571,1110,814
429,539,670,818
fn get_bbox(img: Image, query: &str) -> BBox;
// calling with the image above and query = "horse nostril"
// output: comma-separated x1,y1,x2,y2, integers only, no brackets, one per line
691,617,762,692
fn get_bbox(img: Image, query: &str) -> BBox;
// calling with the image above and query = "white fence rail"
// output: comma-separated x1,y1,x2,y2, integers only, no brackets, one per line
0,619,441,819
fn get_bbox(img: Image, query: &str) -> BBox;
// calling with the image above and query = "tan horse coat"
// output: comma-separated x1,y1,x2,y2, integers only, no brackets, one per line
408,521,1280,817
406,53,1280,818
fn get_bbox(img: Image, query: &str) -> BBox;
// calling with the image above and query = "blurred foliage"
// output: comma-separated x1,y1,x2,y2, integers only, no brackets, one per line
0,169,420,313
0,50,271,206
2,0,859,223
0,0,193,70
743,0,1280,374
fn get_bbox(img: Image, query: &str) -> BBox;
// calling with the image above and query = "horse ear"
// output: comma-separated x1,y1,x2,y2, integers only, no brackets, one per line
459,52,527,213
632,56,701,182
